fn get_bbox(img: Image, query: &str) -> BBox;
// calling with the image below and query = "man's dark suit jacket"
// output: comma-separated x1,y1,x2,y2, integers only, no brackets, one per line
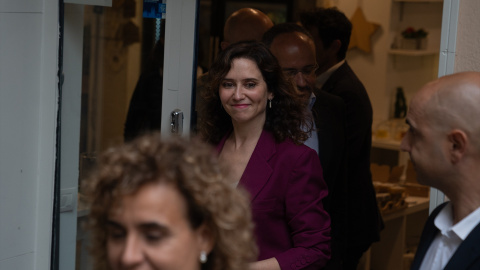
320,61,384,256
312,89,348,268
411,202,480,270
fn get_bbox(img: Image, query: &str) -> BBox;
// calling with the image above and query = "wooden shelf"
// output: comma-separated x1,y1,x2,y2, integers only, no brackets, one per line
369,196,430,270
372,138,401,150
393,0,442,2
381,196,430,222
388,49,438,56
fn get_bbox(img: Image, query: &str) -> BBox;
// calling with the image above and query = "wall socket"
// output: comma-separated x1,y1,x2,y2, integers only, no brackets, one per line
60,188,77,213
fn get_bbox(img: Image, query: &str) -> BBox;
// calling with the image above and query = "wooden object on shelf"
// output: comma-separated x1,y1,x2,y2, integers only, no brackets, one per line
402,160,429,197
372,137,401,150
374,182,408,214
403,252,415,270
405,160,417,183
400,37,427,50
393,0,442,2
404,183,430,197
369,196,429,270
388,49,438,56
348,7,380,53
389,165,405,183
371,162,405,183
371,163,391,182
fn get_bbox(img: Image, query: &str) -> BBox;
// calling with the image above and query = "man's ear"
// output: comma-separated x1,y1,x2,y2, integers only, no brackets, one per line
448,129,467,164
329,39,341,55
197,224,215,254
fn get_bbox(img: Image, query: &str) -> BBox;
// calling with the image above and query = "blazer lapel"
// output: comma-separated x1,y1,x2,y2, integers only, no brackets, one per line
239,130,275,202
320,62,348,94
411,203,448,270
445,222,480,270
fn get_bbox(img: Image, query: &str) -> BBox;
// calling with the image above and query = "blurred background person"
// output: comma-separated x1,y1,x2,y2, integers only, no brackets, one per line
264,23,348,269
84,133,257,270
123,35,165,142
301,8,384,269
198,41,331,270
221,8,274,50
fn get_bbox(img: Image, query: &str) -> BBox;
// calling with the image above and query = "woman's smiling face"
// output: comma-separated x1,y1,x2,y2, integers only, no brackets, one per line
219,58,273,127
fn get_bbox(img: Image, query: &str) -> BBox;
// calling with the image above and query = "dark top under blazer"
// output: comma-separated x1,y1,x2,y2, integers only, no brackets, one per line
217,130,331,270
411,202,480,270
320,62,383,251
312,89,348,267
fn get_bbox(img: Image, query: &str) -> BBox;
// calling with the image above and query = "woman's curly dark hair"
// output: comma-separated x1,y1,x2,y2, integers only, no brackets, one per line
197,41,312,144
83,133,257,270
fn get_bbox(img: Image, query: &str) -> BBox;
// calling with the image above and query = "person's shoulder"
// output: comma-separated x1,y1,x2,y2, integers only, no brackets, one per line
314,88,345,106
330,62,366,91
326,62,371,108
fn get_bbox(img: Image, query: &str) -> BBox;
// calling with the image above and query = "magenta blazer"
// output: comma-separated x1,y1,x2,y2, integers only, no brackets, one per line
217,130,331,269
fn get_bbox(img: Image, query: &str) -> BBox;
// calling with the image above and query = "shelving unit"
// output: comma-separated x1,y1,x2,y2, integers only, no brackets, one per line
369,196,430,270
371,137,409,180
394,0,442,2
367,1,444,267
386,0,443,103
372,137,401,150
388,49,438,56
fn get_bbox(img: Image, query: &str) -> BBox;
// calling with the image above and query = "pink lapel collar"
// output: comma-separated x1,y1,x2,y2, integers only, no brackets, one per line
239,130,275,201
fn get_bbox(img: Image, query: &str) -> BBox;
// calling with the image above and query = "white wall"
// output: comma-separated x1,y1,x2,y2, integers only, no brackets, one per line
334,0,443,128
455,0,480,72
336,0,391,128
0,0,59,269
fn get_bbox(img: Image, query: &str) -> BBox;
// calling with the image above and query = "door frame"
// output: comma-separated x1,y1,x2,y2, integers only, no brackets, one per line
161,0,199,136
58,0,199,269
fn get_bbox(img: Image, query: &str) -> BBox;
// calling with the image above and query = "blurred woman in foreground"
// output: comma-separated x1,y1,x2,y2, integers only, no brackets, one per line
84,133,257,270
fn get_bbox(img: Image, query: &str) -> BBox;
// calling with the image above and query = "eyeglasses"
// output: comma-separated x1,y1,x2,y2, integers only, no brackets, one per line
282,64,318,78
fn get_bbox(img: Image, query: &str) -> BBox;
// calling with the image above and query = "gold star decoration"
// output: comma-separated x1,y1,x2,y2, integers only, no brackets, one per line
348,7,380,53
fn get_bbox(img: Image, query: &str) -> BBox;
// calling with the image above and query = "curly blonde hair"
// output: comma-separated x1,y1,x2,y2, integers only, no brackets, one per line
83,133,257,270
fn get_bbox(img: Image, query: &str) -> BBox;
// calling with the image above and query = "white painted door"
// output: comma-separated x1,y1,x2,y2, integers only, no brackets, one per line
160,0,197,137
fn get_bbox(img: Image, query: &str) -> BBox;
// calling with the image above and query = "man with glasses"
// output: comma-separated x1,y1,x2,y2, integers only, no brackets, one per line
263,23,348,269
300,8,384,270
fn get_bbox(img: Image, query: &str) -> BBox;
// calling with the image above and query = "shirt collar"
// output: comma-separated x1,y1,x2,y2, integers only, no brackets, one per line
434,202,480,240
316,60,345,89
307,92,316,111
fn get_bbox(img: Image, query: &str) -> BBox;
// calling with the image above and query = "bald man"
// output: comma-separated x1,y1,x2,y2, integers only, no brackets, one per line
263,23,348,269
403,72,480,270
221,8,274,50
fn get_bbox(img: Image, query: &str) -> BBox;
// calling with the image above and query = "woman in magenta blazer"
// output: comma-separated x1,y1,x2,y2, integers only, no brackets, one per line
198,41,331,270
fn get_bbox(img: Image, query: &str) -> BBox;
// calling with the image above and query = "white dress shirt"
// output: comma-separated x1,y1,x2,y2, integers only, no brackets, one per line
420,203,480,269
303,93,319,154
316,60,345,89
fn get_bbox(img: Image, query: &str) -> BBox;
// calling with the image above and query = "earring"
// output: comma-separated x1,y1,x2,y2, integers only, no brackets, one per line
268,98,272,109
199,251,207,263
